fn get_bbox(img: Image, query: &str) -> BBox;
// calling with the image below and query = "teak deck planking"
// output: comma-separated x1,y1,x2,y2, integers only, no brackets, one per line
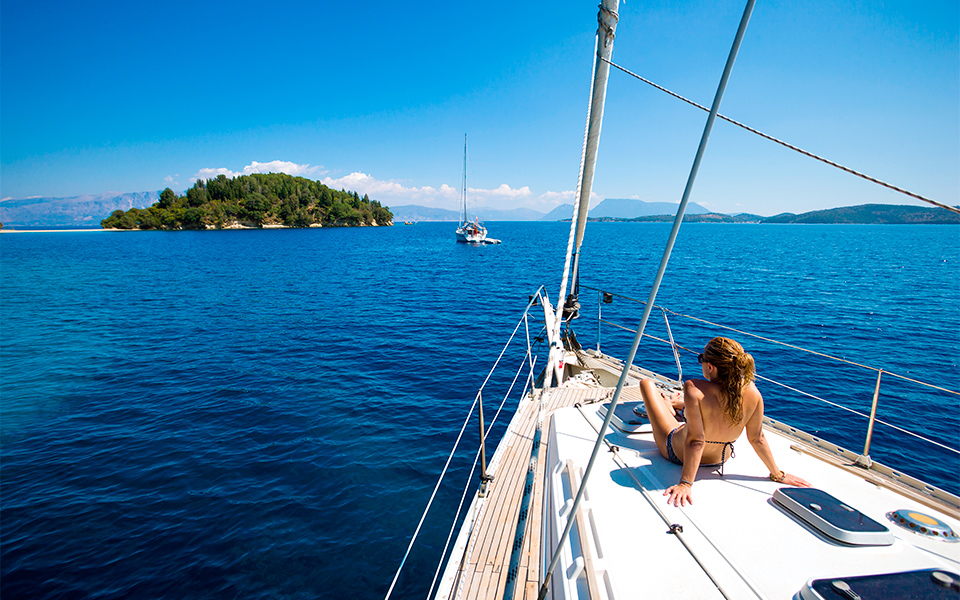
453,386,607,600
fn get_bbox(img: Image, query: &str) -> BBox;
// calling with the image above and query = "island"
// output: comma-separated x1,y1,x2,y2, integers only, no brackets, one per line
101,173,393,230
585,204,959,225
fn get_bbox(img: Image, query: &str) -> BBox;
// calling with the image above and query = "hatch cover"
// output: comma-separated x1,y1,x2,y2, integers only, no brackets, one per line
799,568,960,600
773,487,893,546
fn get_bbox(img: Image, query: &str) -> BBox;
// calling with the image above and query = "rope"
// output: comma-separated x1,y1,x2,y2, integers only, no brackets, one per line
553,37,598,379
602,57,959,215
590,314,960,456
583,288,959,455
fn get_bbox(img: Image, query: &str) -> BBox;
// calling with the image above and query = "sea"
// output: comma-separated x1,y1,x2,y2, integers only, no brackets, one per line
2,221,958,599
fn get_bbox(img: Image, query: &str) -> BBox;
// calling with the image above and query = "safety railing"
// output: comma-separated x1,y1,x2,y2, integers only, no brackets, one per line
581,284,960,473
384,287,552,600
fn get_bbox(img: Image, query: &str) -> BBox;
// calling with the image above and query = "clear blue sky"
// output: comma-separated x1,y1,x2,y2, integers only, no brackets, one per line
2,1,957,216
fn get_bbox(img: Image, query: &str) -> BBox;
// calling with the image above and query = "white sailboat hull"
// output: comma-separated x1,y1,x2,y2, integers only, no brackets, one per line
456,225,487,243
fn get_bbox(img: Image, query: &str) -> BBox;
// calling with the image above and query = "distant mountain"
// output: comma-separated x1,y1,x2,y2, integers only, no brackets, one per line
0,191,159,227
603,204,958,224
593,198,711,217
5,190,954,228
541,204,574,221
761,204,959,224
389,205,546,222
393,198,712,222
385,205,460,222
540,198,711,221
616,212,763,223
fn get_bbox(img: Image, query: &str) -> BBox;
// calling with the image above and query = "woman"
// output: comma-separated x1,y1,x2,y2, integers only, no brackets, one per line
640,336,810,507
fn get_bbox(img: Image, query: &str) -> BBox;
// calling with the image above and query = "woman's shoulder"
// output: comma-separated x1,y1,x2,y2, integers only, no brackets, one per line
684,378,719,402
741,382,764,411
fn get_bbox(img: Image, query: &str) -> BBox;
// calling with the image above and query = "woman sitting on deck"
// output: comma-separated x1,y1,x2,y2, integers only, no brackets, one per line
640,336,810,507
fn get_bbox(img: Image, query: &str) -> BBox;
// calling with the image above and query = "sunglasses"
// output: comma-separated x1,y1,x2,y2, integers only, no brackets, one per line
697,353,705,364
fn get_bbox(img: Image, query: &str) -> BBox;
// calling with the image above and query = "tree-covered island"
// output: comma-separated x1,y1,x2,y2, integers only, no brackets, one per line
101,172,393,230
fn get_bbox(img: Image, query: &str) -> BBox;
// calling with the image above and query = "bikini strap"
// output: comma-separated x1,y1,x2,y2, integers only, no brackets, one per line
704,440,736,476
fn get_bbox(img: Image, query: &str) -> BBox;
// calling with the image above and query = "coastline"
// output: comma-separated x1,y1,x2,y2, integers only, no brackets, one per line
1,221,392,233
0,228,129,233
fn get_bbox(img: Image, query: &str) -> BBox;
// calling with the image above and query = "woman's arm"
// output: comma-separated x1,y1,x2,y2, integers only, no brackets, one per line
664,380,706,506
745,390,810,487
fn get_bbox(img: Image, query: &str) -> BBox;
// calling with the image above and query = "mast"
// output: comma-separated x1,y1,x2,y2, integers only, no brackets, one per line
546,0,619,390
540,0,757,597
460,134,468,225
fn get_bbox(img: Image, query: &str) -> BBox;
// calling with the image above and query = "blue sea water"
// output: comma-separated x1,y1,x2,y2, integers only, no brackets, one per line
2,222,958,599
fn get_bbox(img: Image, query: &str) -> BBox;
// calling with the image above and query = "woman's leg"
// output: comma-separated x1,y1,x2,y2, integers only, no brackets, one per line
640,378,681,460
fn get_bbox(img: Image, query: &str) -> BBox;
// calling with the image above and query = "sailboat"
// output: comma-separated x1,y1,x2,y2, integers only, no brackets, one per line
455,135,490,244
386,2,959,599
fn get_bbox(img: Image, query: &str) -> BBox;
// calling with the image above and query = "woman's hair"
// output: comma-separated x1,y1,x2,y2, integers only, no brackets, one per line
702,337,755,424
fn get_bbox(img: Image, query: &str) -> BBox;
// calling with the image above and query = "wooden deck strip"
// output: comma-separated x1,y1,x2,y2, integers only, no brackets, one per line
474,400,535,566
453,386,606,599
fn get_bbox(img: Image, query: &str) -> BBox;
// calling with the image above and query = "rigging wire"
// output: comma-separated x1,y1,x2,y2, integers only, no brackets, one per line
754,374,960,455
602,57,959,216
581,285,959,397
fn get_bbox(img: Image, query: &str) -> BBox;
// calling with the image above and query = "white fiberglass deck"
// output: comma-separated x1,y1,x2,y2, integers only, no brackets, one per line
438,351,959,600
437,385,650,600
542,398,960,599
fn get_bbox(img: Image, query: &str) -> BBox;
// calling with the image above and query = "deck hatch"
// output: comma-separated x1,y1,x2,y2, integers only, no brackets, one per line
799,568,960,600
774,487,894,546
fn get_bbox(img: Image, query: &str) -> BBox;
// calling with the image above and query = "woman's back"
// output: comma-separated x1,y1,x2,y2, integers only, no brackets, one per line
688,378,762,445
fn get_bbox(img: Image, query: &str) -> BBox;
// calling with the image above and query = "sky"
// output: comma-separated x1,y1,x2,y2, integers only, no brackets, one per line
1,0,957,217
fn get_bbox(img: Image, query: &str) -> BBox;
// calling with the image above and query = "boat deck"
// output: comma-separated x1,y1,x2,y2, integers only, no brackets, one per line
447,384,644,600
440,363,960,600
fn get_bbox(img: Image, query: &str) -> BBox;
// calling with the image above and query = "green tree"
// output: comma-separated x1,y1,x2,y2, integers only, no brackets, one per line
159,188,178,209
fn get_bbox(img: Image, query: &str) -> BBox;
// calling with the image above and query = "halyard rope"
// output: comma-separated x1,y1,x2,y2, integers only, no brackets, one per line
602,58,959,215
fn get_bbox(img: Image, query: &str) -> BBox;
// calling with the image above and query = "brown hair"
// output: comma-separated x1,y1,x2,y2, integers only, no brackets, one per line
702,337,755,424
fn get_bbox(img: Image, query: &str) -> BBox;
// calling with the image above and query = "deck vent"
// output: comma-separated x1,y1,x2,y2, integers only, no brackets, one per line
887,509,959,543
773,487,893,546
799,568,960,600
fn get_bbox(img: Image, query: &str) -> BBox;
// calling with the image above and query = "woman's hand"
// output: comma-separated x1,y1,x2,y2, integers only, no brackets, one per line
664,482,694,507
782,472,811,487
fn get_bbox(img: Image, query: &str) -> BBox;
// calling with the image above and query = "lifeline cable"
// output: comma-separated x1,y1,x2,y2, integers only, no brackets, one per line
384,291,544,600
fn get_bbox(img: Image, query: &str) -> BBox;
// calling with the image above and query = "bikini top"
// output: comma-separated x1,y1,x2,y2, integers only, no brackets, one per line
704,439,736,475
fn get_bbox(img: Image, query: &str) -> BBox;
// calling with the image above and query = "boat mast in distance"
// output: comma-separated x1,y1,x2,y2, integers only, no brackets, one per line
455,134,498,244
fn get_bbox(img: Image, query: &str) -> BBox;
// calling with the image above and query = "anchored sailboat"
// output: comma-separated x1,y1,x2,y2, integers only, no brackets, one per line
455,135,494,244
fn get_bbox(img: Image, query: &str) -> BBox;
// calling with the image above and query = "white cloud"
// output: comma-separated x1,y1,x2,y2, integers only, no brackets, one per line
320,173,553,210
186,162,583,213
468,183,532,202
321,172,461,205
192,160,324,182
